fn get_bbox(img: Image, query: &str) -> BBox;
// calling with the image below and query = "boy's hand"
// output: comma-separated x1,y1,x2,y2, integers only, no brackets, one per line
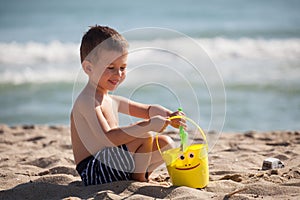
168,110,186,129
149,116,170,133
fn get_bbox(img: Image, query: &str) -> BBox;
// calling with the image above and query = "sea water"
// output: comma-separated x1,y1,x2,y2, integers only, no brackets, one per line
0,0,299,132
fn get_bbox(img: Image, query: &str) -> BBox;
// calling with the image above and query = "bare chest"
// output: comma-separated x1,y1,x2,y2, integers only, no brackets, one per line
100,97,119,128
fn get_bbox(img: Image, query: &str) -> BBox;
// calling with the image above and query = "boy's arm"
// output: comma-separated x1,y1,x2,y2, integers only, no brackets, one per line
112,95,184,128
74,95,169,147
94,104,170,146
112,95,172,119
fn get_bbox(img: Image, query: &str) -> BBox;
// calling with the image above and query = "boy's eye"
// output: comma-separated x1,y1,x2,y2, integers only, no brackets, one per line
107,66,126,71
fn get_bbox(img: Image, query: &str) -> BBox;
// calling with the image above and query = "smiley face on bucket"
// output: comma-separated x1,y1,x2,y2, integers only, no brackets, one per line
175,151,201,171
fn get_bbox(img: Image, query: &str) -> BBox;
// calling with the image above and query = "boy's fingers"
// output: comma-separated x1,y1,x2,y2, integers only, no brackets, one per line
170,118,186,125
180,118,186,123
178,111,186,116
177,120,186,126
159,119,170,133
169,110,185,118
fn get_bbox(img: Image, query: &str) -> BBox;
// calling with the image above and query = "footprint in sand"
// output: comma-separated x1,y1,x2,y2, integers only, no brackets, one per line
34,174,75,185
266,142,290,147
220,174,243,182
274,154,289,161
25,136,46,142
26,156,60,168
38,166,78,176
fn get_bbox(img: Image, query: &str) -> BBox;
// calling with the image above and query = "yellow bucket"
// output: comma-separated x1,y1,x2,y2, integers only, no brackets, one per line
156,116,209,188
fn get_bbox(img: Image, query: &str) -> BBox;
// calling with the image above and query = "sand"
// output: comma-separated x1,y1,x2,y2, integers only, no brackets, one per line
0,124,299,200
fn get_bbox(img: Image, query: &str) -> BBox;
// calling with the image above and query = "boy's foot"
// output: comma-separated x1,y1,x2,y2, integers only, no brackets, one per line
132,172,148,182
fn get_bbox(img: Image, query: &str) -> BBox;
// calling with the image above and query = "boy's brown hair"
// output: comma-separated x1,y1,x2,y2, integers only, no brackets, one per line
80,25,128,63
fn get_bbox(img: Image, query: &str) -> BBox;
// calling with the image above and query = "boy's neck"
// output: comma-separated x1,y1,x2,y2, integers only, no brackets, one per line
87,80,109,96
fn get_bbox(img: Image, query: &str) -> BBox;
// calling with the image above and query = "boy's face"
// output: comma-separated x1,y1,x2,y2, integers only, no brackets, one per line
93,50,128,92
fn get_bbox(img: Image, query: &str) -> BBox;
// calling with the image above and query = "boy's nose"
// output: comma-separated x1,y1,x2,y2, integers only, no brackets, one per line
114,69,122,76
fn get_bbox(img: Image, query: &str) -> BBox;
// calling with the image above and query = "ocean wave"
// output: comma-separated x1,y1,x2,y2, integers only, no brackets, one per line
1,38,299,64
199,37,300,60
0,41,79,65
0,38,299,84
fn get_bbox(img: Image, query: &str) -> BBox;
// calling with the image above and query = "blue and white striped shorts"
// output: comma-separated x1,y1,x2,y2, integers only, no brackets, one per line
76,144,135,186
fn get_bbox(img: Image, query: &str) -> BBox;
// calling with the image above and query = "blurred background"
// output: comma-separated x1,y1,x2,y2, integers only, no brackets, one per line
0,0,299,132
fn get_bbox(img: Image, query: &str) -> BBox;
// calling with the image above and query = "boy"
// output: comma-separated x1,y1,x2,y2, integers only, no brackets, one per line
71,25,184,186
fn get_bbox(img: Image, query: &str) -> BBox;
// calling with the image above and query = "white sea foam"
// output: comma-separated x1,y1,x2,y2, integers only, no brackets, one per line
0,38,299,84
0,41,79,65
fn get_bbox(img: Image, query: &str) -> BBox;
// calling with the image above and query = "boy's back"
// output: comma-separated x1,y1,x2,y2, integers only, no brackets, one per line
71,87,121,165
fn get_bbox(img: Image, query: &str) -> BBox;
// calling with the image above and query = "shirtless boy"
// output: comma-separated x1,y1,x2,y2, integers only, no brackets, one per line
71,25,184,186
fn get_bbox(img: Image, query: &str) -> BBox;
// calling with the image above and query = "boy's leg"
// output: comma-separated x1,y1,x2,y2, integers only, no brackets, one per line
126,133,153,182
147,135,174,176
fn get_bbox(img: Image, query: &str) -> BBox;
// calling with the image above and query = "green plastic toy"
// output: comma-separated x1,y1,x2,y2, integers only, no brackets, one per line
178,108,188,152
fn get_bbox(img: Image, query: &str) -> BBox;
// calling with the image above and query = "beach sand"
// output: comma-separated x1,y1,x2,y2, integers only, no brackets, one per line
0,124,299,199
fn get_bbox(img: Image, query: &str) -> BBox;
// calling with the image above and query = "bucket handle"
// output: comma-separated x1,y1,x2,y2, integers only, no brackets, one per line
156,115,208,155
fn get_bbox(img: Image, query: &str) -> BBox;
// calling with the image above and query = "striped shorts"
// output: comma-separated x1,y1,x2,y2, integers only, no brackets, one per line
76,144,135,186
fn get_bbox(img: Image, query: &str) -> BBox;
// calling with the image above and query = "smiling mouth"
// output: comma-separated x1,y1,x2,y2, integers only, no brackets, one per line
175,163,200,170
109,80,119,85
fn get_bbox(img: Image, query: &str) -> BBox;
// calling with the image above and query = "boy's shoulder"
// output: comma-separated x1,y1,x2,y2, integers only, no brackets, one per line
110,94,128,102
72,90,96,113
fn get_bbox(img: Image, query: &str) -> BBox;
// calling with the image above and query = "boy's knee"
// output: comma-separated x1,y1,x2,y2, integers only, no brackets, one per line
146,133,154,143
139,132,154,144
159,135,174,149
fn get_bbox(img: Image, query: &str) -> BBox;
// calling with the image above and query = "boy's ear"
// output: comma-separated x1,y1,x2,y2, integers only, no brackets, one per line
82,60,93,74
